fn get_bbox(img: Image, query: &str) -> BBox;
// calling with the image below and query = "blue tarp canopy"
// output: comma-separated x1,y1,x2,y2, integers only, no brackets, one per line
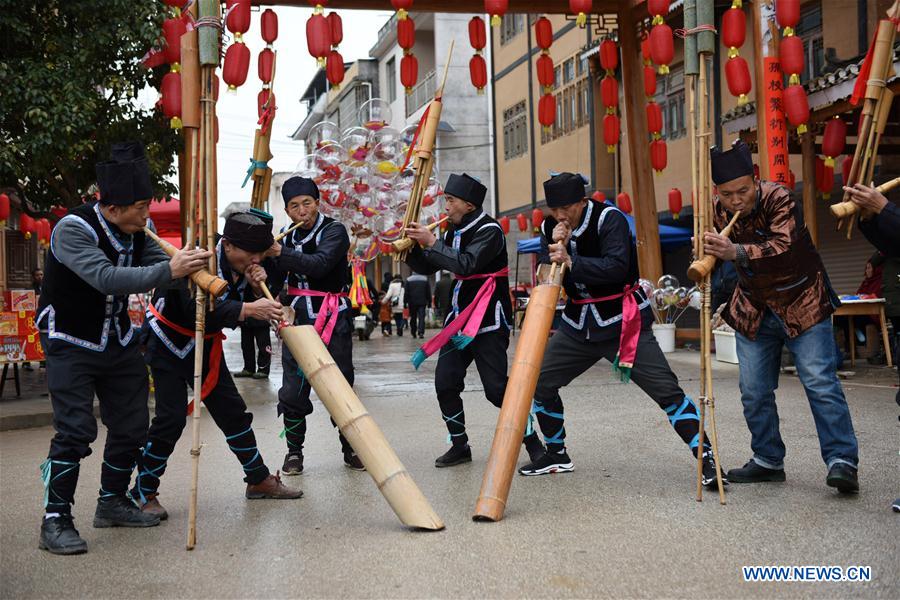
516,212,692,254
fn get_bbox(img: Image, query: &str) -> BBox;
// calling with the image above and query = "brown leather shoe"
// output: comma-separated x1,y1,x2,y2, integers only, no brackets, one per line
245,472,304,499
139,494,168,521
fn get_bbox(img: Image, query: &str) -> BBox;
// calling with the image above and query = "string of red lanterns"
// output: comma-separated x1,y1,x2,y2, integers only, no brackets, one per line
396,6,418,94
722,0,751,106
648,0,673,75
223,0,251,93
306,1,330,67
257,9,278,129
469,16,487,93
600,38,619,154
326,12,345,88
776,0,808,134
159,5,189,130
534,17,556,131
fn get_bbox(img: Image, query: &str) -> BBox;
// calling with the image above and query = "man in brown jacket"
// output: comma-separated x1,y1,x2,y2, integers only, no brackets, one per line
703,140,859,493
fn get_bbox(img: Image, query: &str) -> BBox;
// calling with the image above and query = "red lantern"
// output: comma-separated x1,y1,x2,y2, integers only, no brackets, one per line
600,76,618,110
724,56,751,105
534,17,553,51
258,89,275,118
306,12,330,66
516,212,528,232
261,9,278,44
536,54,554,90
397,17,415,50
616,192,632,214
258,48,275,84
327,50,345,88
784,83,809,132
641,36,651,65
391,0,414,17
599,39,617,71
538,94,556,129
469,55,487,92
531,208,544,230
779,35,804,79
570,0,592,27
38,219,51,246
161,71,182,129
643,66,656,97
19,214,34,239
401,53,418,93
328,12,343,47
0,193,9,225
819,163,834,199
226,0,251,40
650,139,667,173
649,24,674,75
646,101,662,135
485,0,508,27
499,215,510,234
223,42,250,92
822,117,847,166
162,17,187,68
592,190,606,202
841,156,852,185
775,0,800,34
603,113,619,153
469,16,486,51
648,0,669,17
722,5,746,57
668,188,682,219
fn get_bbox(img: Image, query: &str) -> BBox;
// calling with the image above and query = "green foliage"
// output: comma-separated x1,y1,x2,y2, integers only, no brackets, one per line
0,0,180,208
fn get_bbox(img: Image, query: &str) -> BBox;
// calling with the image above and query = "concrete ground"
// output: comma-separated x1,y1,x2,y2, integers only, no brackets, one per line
1,331,898,599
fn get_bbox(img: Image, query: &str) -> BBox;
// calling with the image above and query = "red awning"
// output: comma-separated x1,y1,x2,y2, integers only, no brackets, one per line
149,197,182,248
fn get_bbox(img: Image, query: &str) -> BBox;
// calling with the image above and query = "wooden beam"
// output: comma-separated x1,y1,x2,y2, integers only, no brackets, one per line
259,0,627,11
800,129,818,247
618,3,663,283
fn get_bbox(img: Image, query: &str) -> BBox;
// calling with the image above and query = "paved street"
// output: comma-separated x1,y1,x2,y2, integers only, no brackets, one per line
1,331,898,598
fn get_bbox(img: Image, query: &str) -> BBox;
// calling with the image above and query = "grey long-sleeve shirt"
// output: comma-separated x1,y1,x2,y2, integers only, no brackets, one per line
51,216,172,296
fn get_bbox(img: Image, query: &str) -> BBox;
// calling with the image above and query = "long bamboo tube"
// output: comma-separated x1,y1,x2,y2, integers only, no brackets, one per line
686,210,741,282
143,228,228,297
830,176,900,218
256,291,443,530
473,263,565,522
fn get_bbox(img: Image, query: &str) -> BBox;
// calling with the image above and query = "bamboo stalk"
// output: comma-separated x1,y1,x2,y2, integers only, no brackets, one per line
686,211,741,282
255,289,443,530
830,176,900,218
391,216,448,253
143,228,228,297
473,264,566,522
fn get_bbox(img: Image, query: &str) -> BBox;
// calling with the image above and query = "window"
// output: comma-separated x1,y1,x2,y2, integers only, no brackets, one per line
500,14,524,45
386,57,396,103
796,3,824,82
541,52,590,144
653,64,687,140
503,100,529,160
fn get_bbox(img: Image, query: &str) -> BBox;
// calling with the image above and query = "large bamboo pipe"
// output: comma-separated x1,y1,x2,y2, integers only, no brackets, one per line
686,210,741,282
830,176,900,218
143,228,228,297
473,263,565,522
391,217,448,253
257,286,444,531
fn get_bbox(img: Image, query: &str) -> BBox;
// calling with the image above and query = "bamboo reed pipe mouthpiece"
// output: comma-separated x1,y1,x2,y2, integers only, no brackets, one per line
143,228,229,298
687,210,741,282
392,217,449,253
830,176,900,219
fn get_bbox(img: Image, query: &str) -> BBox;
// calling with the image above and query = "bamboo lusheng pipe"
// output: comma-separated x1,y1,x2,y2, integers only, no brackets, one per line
391,217,449,253
829,177,900,218
687,210,741,282
473,263,566,522
254,287,444,530
143,228,228,297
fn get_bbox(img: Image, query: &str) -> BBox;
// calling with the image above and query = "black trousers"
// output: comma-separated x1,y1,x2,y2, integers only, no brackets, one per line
240,324,271,373
134,354,270,501
277,316,354,454
532,328,708,455
41,334,149,514
409,304,427,337
434,329,509,446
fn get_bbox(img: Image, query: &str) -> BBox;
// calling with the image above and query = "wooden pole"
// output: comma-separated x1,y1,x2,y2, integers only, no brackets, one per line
618,3,662,283
800,130,818,246
473,264,565,522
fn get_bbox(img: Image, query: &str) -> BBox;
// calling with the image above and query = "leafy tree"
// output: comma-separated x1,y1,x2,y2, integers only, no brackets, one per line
0,0,179,209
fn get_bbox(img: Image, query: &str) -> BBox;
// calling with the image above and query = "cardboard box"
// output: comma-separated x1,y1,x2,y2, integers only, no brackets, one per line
0,311,44,363
2,290,36,312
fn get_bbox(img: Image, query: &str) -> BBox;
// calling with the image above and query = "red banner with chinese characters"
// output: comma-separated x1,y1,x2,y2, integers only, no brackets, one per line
0,310,44,363
762,57,790,186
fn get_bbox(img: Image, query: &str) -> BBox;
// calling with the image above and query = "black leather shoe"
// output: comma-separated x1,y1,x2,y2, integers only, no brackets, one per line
826,463,859,493
39,515,88,555
435,444,472,468
93,495,161,528
727,460,786,483
523,433,545,464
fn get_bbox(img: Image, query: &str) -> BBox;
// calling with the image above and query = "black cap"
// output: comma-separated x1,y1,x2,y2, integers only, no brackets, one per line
282,176,319,205
710,139,755,185
95,140,154,205
444,173,486,207
543,172,586,207
223,212,274,253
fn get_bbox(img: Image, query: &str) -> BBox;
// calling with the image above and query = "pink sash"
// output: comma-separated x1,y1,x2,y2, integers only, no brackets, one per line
287,287,348,346
573,283,641,373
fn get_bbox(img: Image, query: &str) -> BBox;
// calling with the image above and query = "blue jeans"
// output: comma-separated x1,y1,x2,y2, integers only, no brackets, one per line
735,309,858,470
